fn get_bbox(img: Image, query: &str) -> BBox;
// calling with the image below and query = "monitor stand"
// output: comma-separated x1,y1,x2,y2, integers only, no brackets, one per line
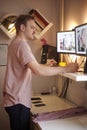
84,57,87,73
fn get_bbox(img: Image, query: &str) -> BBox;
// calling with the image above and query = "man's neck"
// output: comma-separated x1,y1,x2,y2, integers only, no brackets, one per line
15,33,27,42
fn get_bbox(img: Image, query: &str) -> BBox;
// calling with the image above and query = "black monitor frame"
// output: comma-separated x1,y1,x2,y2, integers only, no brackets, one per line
75,23,87,56
57,30,75,54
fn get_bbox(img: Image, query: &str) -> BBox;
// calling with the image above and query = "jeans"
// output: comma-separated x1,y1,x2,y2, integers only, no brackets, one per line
5,104,31,130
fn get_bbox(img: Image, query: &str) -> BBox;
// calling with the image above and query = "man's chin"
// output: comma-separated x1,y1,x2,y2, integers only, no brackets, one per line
32,36,35,40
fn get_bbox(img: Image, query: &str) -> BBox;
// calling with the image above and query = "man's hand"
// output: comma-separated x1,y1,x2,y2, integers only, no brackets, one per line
46,59,57,66
66,62,79,73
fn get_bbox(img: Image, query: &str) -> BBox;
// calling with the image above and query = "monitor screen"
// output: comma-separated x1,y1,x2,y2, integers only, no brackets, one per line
75,23,87,55
57,31,75,54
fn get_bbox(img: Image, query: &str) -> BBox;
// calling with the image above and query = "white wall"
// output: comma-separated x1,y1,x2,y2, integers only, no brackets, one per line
0,67,10,130
59,0,87,108
64,0,87,30
66,80,87,107
0,30,10,130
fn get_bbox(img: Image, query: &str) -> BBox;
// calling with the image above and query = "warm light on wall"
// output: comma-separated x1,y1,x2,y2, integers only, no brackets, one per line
69,54,77,62
82,8,87,23
65,20,78,30
83,16,87,23
64,54,77,63
64,54,83,64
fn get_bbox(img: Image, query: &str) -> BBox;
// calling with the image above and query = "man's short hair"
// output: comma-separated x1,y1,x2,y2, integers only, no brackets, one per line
15,14,35,34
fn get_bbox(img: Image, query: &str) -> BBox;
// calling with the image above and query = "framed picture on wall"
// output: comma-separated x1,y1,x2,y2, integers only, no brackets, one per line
0,44,8,66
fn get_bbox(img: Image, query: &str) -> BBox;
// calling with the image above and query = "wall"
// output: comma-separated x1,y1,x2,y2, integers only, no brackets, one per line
0,34,10,130
64,0,87,30
66,80,87,107
61,0,87,108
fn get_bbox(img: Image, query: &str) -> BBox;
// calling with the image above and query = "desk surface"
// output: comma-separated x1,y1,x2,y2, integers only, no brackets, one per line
61,72,87,81
31,95,87,130
38,115,87,130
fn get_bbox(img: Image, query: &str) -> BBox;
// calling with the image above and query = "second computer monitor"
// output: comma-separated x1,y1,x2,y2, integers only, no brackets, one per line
75,23,87,55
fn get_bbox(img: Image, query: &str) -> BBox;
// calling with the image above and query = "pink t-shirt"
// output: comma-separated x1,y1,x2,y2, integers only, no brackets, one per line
3,39,36,108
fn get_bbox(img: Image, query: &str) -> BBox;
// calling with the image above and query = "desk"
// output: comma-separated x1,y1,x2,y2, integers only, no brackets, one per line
61,72,87,81
37,115,87,130
31,73,87,130
31,95,87,130
31,95,77,130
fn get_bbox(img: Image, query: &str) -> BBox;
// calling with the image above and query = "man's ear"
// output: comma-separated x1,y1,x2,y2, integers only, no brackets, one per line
20,24,25,32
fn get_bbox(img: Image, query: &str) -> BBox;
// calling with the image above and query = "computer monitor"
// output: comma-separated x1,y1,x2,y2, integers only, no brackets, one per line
75,23,87,56
75,23,87,73
57,31,75,54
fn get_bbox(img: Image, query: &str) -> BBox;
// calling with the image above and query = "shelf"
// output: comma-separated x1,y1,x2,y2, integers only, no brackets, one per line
35,22,53,39
0,9,53,39
60,72,87,81
0,14,16,39
0,24,15,39
29,9,53,39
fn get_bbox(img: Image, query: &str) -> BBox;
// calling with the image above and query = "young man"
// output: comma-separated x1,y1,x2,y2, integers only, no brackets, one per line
3,14,78,130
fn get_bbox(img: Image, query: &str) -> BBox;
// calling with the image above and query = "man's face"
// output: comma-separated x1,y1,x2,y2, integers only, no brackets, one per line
22,19,36,40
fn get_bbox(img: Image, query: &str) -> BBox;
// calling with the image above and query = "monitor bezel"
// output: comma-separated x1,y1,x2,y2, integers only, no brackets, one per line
75,23,87,56
57,30,76,54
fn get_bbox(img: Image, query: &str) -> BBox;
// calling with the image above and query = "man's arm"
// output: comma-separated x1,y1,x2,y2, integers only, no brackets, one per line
26,60,78,76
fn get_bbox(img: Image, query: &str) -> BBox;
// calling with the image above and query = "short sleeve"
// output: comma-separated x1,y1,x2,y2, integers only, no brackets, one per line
17,42,36,66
